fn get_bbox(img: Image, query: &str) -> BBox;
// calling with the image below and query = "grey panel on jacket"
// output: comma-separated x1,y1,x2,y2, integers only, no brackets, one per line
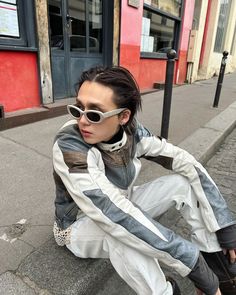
83,188,199,270
104,161,136,189
134,123,153,143
56,123,91,153
195,166,236,228
100,133,136,189
53,170,79,229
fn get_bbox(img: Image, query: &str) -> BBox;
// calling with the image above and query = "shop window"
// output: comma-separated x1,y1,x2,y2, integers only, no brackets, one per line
89,0,103,53
192,0,201,30
144,0,181,18
49,0,103,54
0,0,36,48
141,1,182,58
214,0,232,53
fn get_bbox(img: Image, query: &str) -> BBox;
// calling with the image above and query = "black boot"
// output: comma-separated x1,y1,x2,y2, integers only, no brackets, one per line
201,251,236,295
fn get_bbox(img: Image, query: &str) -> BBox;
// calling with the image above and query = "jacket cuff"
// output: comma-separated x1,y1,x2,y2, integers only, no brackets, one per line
188,253,219,295
216,224,236,249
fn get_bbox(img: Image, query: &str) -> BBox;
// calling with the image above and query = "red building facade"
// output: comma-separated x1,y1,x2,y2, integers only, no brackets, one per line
0,0,195,116
0,51,40,113
119,0,195,89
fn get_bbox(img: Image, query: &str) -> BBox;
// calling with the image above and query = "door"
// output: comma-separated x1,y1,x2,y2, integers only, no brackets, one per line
48,0,113,99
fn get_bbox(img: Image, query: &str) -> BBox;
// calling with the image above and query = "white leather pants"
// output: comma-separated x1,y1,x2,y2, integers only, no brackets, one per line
66,174,221,295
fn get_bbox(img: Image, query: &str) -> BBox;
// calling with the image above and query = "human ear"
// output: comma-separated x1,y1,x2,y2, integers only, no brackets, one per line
119,109,131,125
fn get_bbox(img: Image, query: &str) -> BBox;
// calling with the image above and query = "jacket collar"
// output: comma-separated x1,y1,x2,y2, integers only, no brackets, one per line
97,131,127,152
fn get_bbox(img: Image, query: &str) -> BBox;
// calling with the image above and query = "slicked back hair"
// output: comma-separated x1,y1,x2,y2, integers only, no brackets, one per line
76,66,142,133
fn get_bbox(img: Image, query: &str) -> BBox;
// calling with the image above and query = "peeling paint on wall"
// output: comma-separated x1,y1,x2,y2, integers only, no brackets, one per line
35,0,53,104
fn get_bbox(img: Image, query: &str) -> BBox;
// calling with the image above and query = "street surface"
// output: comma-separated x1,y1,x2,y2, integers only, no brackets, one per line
158,127,236,294
0,71,236,294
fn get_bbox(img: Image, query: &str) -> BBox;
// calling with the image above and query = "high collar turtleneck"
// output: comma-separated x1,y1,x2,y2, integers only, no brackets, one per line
97,128,127,152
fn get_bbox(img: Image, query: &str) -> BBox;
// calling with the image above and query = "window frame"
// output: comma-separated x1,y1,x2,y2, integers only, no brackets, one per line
141,2,184,59
48,0,104,56
0,0,37,51
213,0,232,53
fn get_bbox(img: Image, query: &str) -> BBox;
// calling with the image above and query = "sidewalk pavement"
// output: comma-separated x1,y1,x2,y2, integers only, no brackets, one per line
0,72,236,295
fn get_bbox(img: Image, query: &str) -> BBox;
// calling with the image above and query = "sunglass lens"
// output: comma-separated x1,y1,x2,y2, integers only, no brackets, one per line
87,112,101,122
70,107,81,118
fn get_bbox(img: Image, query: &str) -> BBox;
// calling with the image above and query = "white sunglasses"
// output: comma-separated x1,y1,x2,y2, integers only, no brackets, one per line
67,105,125,124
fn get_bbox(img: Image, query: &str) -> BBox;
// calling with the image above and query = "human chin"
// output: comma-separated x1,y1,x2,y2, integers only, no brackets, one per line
82,136,97,144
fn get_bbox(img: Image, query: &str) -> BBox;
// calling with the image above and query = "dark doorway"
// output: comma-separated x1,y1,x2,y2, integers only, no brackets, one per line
48,0,113,99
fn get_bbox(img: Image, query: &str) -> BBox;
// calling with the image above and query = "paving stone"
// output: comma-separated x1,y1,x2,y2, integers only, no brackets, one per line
0,233,34,274
206,128,236,211
0,272,36,295
17,238,119,295
158,127,236,295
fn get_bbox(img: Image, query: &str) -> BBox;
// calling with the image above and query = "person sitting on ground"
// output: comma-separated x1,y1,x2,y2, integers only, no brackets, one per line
52,66,236,295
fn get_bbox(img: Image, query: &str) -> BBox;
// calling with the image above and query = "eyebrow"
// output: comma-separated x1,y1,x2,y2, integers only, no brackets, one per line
76,98,107,112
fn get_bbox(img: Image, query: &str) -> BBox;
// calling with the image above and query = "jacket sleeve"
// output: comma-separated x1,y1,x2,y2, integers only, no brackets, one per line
216,224,236,249
53,128,200,277
135,123,236,233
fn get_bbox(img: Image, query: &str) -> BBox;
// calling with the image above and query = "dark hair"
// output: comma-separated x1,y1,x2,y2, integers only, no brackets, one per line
76,66,142,133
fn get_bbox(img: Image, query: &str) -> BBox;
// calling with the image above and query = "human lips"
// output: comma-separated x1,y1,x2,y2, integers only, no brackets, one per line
80,129,92,137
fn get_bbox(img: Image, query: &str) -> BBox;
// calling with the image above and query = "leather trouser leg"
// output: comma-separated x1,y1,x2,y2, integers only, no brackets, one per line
201,251,236,295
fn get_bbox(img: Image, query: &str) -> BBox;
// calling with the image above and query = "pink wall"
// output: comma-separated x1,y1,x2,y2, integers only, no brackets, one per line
179,0,195,51
119,0,143,83
120,0,195,88
175,0,195,84
120,0,143,46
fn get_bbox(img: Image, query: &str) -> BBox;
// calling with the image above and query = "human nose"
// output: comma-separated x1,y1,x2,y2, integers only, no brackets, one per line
78,112,90,125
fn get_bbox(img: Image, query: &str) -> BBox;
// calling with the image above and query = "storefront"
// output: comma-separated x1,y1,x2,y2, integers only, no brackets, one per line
119,0,194,89
190,0,236,82
0,0,192,115
0,0,114,115
1,0,236,125
48,0,114,99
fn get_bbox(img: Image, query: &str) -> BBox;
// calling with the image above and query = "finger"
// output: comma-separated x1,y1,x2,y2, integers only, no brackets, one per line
196,288,203,295
228,249,236,264
196,287,221,295
222,248,227,255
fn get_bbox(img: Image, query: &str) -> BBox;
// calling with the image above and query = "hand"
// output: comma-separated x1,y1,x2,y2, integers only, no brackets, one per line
196,289,202,295
223,248,236,264
196,287,222,295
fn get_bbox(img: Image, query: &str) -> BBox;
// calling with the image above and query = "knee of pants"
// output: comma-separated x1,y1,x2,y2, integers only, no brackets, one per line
172,174,191,191
169,175,192,207
103,234,140,266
